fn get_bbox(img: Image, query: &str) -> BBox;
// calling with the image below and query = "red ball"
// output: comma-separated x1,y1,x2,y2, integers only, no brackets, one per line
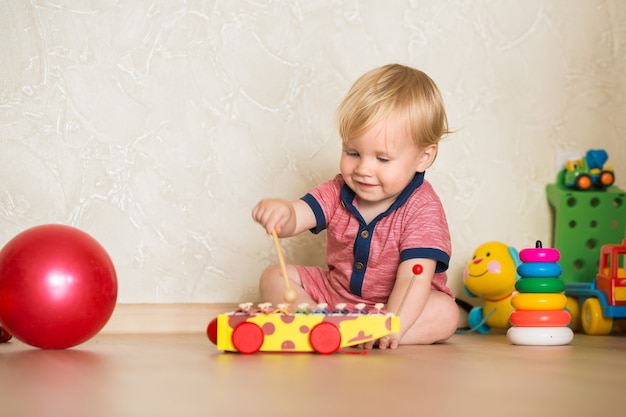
0,224,117,349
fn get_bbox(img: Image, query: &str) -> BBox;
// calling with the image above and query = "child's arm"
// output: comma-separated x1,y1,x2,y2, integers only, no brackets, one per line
381,258,437,348
252,198,316,237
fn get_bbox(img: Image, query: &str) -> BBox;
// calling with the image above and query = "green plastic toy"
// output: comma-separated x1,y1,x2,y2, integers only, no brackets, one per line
562,149,615,190
547,149,626,283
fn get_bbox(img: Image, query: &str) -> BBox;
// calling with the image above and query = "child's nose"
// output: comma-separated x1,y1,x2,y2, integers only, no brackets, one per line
354,159,372,175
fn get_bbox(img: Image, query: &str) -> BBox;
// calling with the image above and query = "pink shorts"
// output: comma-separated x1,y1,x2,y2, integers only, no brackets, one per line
296,265,454,310
296,265,345,308
296,265,382,309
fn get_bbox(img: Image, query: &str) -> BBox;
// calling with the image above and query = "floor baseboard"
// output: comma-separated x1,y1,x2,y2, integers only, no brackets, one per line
101,303,239,334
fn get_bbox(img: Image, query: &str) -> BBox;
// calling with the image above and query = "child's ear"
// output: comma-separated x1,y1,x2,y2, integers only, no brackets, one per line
416,144,438,172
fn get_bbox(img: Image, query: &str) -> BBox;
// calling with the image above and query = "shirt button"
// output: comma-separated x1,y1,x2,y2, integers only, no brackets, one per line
355,262,364,270
360,230,369,239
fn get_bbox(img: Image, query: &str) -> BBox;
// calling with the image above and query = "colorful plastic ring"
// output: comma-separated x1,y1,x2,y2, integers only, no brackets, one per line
507,326,573,346
515,277,565,294
517,262,562,278
511,293,567,310
509,309,572,327
519,247,560,263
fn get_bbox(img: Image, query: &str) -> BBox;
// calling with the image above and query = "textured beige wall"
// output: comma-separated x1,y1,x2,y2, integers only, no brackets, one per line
1,1,625,303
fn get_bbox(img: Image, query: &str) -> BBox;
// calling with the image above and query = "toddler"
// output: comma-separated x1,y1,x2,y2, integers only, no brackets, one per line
252,64,458,348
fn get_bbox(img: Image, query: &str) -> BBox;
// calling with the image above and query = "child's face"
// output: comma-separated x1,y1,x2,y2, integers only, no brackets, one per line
340,116,433,211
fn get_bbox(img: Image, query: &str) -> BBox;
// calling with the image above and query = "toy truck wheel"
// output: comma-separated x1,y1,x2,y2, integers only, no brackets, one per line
309,322,341,354
599,170,614,187
581,298,613,335
232,322,265,353
565,296,581,332
575,174,592,190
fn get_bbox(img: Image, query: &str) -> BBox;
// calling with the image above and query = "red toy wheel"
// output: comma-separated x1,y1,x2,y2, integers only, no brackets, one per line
206,318,218,345
232,322,264,353
310,322,341,354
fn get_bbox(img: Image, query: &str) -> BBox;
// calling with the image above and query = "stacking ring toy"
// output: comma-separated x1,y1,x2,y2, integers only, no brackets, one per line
511,293,567,310
507,326,574,346
519,247,560,263
515,277,565,294
509,309,572,327
517,262,562,278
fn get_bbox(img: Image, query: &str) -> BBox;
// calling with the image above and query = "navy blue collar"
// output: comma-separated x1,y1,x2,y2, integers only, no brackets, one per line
340,171,425,225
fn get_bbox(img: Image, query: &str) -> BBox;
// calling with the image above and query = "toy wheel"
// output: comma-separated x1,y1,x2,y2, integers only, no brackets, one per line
581,298,613,335
599,170,614,187
232,322,264,353
309,322,341,354
206,318,218,345
565,297,581,332
575,174,592,190
0,326,12,343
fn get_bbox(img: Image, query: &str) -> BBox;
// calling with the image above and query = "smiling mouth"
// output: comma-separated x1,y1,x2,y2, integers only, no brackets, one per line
468,270,488,278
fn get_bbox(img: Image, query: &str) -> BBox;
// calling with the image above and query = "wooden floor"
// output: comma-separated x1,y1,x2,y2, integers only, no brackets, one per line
1,307,625,417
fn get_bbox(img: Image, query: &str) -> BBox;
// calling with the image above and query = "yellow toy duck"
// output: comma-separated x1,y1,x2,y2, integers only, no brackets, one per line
462,242,520,333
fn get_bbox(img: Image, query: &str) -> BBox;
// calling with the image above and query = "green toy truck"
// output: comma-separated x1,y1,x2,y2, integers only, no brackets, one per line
561,149,615,190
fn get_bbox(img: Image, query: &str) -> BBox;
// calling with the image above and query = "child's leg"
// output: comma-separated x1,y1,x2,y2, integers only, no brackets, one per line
259,264,317,307
400,291,460,345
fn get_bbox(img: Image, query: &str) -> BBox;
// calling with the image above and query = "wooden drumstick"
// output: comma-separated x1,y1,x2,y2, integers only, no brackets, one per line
396,263,423,316
272,229,297,304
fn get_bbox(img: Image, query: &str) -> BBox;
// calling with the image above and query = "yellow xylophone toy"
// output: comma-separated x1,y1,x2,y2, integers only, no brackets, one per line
207,302,400,354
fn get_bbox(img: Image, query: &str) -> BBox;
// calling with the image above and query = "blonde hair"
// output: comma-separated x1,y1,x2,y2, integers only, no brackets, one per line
336,64,449,149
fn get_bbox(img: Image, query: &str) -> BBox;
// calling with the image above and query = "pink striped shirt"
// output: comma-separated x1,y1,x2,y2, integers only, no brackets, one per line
297,172,453,308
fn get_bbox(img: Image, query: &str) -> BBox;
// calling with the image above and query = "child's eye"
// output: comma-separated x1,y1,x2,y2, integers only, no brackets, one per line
377,156,390,163
345,151,359,157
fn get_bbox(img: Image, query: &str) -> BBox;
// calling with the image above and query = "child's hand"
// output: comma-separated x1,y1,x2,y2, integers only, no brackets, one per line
251,198,294,235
